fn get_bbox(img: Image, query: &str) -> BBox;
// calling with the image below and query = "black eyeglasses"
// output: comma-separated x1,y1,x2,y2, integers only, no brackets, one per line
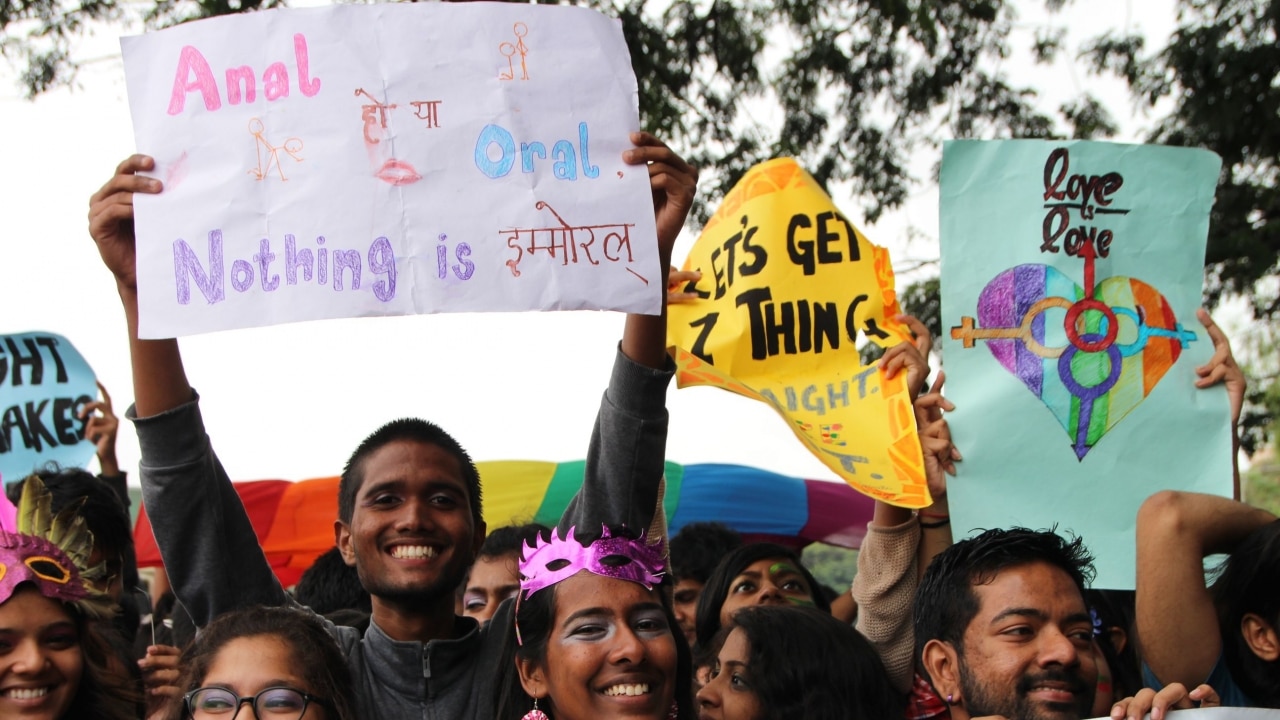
184,686,331,719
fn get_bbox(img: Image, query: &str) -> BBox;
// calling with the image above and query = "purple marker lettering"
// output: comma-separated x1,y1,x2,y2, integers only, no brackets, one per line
332,249,361,291
173,230,225,304
369,237,396,302
255,238,280,291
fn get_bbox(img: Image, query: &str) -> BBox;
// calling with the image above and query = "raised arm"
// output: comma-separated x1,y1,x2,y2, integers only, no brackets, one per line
88,156,286,624
620,133,697,370
88,155,191,416
1136,490,1276,690
1194,310,1246,497
561,134,696,536
853,366,958,694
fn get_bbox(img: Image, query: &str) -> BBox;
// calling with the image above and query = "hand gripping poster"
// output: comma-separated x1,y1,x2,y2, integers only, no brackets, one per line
940,140,1232,588
667,158,929,508
121,4,661,338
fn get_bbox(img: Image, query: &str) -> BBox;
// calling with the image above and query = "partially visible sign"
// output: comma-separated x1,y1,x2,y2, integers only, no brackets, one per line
940,139,1229,588
122,3,660,338
0,333,98,480
668,158,928,508
1089,710,1280,720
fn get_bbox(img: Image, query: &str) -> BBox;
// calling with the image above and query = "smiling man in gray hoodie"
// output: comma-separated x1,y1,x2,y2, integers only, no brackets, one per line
88,131,696,720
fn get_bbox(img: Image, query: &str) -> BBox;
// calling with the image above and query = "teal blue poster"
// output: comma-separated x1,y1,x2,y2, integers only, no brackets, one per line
0,332,98,483
940,140,1230,589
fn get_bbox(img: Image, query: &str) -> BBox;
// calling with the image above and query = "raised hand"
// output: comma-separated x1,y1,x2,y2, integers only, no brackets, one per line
914,372,960,499
1194,309,1245,427
88,154,163,293
623,132,697,269
79,381,120,476
139,643,183,720
879,315,933,401
667,267,702,305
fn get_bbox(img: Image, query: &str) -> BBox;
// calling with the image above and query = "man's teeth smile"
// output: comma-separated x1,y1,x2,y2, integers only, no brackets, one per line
5,687,50,700
603,683,651,697
390,545,437,559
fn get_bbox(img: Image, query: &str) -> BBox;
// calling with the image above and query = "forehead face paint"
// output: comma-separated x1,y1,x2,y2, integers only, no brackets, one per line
767,562,815,607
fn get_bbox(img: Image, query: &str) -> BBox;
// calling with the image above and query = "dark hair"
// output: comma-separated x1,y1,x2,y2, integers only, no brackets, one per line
338,418,482,525
1210,518,1280,708
480,523,552,560
493,565,695,719
161,605,357,720
693,542,829,651
65,609,142,720
913,527,1095,674
10,466,136,582
669,522,743,584
709,605,904,720
294,547,371,615
1086,589,1141,701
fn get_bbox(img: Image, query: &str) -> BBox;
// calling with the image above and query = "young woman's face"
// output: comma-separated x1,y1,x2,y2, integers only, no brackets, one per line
461,552,520,624
717,558,815,627
0,586,84,720
193,634,328,720
695,628,761,720
520,573,677,720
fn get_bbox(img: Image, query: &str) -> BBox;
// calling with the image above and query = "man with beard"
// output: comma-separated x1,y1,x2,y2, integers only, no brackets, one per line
87,133,697,720
914,528,1099,720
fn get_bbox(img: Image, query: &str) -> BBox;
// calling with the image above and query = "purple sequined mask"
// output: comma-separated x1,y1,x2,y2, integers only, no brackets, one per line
518,525,665,598
0,529,90,606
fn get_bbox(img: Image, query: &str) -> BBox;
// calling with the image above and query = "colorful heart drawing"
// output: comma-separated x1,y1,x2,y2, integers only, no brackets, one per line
951,264,1197,459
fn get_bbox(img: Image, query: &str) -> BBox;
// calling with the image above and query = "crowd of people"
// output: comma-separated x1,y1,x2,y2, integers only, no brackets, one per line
0,131,1275,720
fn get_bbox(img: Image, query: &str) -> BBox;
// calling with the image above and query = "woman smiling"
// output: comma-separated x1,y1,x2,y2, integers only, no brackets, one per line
0,476,137,720
494,527,696,720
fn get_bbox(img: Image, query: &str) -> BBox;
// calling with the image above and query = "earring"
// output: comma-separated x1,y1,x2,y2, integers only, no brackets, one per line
946,694,954,705
522,697,549,720
667,700,679,719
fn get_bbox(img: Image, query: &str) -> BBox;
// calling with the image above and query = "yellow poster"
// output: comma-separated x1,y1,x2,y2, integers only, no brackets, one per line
667,158,929,508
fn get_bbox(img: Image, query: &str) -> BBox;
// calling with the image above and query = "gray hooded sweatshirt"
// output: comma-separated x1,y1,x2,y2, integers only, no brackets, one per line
134,348,673,720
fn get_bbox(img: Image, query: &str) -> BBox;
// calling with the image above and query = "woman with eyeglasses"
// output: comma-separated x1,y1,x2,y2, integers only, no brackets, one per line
162,606,355,720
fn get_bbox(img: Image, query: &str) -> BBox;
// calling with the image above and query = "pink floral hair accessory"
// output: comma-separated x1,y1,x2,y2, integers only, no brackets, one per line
518,525,665,598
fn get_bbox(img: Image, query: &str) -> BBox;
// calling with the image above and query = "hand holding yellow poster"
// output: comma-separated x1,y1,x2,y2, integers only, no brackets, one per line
667,158,929,507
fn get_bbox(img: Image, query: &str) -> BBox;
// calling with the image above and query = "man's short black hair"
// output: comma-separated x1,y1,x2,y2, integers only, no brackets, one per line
913,527,1096,670
338,418,481,526
669,522,743,584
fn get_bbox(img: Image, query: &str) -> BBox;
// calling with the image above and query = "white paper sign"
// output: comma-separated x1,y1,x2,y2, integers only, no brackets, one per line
1088,710,1280,719
122,3,661,338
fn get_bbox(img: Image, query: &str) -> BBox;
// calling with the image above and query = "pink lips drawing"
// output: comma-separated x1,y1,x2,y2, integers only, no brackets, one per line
376,159,422,185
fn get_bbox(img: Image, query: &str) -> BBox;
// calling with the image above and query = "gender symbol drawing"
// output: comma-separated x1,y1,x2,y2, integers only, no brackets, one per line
950,244,1197,460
